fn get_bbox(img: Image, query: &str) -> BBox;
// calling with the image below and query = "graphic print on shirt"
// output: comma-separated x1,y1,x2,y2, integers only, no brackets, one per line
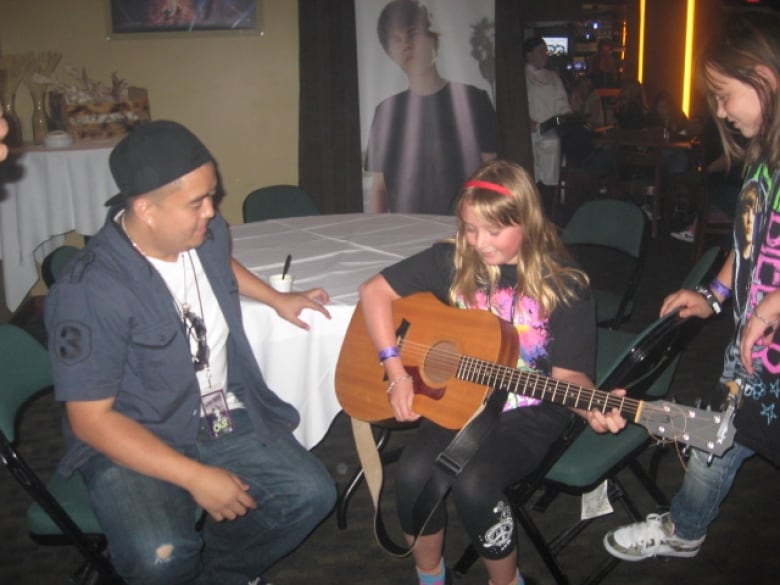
457,284,549,410
725,164,780,434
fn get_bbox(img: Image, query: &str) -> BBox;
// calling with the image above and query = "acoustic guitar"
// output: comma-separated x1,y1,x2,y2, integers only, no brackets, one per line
335,292,736,458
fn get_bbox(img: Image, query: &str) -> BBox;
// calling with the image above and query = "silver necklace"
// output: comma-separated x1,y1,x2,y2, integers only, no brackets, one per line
119,212,210,374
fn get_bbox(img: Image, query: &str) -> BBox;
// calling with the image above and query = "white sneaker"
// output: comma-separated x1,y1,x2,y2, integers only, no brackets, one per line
603,512,705,561
670,228,695,243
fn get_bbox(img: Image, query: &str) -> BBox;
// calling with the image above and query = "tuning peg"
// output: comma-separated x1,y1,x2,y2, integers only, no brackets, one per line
694,397,702,408
681,445,691,459
707,453,714,466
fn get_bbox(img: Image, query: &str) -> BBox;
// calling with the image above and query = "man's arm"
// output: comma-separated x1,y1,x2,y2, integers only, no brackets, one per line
67,398,256,521
230,258,330,329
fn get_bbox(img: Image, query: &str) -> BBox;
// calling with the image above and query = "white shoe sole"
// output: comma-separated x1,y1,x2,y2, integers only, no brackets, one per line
603,533,700,561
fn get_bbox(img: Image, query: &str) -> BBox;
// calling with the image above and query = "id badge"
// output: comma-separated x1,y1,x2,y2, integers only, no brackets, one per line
202,389,234,438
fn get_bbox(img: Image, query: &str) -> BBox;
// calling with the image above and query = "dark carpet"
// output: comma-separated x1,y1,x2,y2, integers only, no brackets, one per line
1,219,778,585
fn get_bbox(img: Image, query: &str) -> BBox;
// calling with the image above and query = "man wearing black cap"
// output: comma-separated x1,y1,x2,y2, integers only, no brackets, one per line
45,120,337,585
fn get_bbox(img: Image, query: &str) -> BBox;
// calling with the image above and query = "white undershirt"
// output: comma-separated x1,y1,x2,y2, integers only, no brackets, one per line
146,250,244,411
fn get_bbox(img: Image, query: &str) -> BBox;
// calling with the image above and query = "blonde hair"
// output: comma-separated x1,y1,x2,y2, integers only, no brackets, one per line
449,160,588,315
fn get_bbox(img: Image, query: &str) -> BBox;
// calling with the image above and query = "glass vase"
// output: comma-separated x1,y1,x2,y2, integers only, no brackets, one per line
1,94,23,148
30,84,48,145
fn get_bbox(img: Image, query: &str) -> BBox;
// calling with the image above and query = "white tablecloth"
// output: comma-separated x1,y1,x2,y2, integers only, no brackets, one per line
0,140,118,311
232,213,456,448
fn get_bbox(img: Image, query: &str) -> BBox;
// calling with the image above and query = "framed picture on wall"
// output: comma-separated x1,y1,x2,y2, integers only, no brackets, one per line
106,0,262,38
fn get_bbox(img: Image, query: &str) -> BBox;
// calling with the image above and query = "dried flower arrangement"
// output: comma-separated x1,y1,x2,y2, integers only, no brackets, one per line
35,66,151,141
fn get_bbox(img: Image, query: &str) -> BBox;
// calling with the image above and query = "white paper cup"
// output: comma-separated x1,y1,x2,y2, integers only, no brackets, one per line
269,273,293,292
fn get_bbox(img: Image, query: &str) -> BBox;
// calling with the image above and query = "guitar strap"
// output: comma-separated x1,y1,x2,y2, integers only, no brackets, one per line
351,387,508,557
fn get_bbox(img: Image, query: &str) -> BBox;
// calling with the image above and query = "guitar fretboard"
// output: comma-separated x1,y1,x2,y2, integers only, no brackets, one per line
457,355,642,420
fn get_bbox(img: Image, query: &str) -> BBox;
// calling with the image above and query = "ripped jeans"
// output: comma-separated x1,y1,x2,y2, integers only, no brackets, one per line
79,410,336,585
670,441,754,541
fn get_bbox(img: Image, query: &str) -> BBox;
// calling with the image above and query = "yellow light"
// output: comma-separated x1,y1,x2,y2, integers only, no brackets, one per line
682,0,696,117
638,0,646,83
621,19,627,63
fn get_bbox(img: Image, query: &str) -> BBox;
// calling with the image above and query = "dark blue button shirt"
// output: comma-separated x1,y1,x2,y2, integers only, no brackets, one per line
46,210,299,475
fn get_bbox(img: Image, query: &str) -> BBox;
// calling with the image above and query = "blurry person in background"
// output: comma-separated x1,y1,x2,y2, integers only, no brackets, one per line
649,90,689,137
590,38,619,89
616,79,651,129
524,36,571,209
569,75,605,128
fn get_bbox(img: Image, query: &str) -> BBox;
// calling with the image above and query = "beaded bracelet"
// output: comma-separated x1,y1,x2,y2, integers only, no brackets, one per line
709,278,732,300
378,346,400,363
386,375,413,394
754,310,780,328
695,285,722,315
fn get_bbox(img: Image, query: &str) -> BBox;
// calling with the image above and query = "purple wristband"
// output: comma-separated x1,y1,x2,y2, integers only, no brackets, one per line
378,346,400,363
709,278,732,300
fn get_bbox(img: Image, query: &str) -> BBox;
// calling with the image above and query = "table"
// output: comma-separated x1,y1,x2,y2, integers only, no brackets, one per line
0,140,118,312
231,213,457,448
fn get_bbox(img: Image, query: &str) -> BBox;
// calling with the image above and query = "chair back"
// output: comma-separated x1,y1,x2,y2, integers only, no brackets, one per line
242,184,320,223
41,245,79,287
597,244,719,397
547,244,719,490
562,199,647,257
0,325,118,579
562,199,649,328
597,311,688,399
0,325,52,442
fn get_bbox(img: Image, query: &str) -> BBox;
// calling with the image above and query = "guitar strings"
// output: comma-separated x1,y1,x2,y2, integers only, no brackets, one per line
395,338,715,444
396,339,641,413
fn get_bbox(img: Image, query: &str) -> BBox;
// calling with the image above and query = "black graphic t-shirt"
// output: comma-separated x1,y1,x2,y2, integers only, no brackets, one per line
722,162,780,464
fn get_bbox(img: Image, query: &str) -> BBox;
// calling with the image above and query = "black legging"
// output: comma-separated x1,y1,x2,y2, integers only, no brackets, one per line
395,403,571,560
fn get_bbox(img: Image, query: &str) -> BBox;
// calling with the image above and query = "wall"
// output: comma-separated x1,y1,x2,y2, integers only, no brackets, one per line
0,0,299,226
642,0,687,110
636,0,727,118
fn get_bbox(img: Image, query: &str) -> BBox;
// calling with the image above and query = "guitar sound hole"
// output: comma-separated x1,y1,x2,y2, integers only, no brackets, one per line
423,341,458,384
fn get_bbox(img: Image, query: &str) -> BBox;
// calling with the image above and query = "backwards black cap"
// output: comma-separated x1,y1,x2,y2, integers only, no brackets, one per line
106,120,213,207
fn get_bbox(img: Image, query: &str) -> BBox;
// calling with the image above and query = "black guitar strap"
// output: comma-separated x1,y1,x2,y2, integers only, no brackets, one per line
351,387,508,557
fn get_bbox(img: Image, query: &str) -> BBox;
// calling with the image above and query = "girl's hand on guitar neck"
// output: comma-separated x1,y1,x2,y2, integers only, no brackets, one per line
584,388,628,434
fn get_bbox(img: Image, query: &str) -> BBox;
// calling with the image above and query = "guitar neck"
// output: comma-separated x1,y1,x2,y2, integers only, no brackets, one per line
457,355,642,420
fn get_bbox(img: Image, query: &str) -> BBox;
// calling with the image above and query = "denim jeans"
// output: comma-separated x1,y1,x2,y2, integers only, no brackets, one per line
670,441,754,540
80,410,337,585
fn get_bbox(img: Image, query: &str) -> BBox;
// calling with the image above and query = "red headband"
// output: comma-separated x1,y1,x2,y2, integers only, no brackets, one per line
463,180,513,197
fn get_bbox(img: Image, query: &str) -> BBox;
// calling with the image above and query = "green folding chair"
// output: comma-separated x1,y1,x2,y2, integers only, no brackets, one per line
0,324,121,584
242,184,320,223
562,199,650,329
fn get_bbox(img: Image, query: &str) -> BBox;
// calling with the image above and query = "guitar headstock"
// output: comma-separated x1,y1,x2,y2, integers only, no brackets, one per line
636,399,736,457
